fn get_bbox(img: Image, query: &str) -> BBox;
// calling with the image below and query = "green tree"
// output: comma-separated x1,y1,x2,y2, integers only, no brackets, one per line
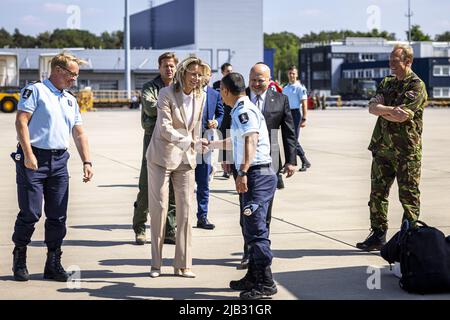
13,28,37,48
435,31,450,41
0,28,14,47
408,25,431,41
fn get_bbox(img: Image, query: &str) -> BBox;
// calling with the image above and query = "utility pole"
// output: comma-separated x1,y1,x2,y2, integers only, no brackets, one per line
124,0,131,99
405,0,413,44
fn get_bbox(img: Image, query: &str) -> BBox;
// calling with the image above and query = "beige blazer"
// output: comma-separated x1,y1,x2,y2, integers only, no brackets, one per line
146,84,206,170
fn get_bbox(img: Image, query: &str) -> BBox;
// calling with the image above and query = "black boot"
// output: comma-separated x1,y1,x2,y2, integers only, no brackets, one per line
44,248,70,282
230,263,256,291
299,156,311,172
276,175,285,189
356,229,387,251
236,244,249,270
12,246,30,282
239,266,278,300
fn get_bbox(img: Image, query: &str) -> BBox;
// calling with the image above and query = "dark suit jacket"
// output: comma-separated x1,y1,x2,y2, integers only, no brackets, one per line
246,88,297,166
202,86,224,133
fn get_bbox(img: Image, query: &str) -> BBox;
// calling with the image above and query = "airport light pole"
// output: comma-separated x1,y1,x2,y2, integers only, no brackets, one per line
124,0,131,99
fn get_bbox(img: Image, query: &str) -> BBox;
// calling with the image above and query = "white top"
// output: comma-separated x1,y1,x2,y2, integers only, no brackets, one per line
182,91,194,127
250,90,268,112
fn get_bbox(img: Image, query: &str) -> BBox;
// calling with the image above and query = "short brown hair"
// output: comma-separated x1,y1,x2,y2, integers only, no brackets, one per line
158,52,178,67
51,52,87,70
288,65,298,71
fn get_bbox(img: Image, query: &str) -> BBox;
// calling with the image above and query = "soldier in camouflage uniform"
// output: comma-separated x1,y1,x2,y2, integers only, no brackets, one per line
133,53,178,245
356,44,428,251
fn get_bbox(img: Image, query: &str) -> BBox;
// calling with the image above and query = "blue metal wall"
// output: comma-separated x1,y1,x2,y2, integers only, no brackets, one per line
130,10,152,49
130,0,195,50
264,48,275,77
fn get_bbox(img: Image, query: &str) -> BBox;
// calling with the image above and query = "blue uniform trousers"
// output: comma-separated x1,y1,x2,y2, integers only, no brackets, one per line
291,109,306,158
195,160,212,222
12,146,69,250
240,166,277,268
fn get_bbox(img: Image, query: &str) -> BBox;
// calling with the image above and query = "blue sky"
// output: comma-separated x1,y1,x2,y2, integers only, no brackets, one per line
1,0,449,40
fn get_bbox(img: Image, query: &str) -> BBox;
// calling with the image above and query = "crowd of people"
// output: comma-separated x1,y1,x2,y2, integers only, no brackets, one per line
9,43,428,300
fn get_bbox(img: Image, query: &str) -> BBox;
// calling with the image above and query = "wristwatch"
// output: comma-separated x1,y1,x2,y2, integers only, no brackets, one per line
237,170,247,177
83,161,93,167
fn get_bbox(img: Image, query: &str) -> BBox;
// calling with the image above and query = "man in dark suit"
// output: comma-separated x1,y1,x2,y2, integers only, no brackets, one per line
214,63,234,179
235,62,297,269
195,64,224,229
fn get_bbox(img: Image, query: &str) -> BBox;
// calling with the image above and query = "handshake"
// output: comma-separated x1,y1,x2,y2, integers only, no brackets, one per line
193,138,211,154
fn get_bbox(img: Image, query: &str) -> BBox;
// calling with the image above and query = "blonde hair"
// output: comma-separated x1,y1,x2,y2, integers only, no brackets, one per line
174,56,204,96
51,52,87,70
393,44,414,63
201,62,211,86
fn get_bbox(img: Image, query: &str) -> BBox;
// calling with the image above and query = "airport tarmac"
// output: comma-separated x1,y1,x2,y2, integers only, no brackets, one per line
0,107,449,300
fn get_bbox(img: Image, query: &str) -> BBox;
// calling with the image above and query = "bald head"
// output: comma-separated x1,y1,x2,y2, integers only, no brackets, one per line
249,63,271,95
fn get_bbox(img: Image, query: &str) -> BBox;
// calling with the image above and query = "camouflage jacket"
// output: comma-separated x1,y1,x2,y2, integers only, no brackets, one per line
141,75,165,134
368,70,428,160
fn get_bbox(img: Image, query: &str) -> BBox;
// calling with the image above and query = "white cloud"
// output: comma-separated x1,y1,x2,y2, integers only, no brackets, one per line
43,2,67,13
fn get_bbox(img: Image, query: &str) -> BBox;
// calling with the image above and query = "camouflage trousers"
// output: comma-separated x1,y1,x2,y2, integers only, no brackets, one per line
369,150,421,231
133,133,177,236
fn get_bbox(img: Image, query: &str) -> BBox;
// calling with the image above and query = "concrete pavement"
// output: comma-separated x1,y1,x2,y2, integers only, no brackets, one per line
1,108,450,300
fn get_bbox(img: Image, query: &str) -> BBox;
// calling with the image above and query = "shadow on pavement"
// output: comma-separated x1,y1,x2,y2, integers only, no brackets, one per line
57,280,235,300
99,257,240,269
273,266,450,300
29,240,135,247
97,184,138,188
70,224,140,231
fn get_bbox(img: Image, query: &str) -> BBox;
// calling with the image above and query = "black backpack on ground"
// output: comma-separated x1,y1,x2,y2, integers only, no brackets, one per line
381,220,450,294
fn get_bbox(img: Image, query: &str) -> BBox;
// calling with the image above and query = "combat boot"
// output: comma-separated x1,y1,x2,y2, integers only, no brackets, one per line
239,266,278,300
230,263,256,291
44,248,70,282
12,246,30,282
356,229,387,251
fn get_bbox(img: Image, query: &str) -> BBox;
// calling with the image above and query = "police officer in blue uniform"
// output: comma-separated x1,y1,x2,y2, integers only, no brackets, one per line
207,72,277,300
12,52,93,282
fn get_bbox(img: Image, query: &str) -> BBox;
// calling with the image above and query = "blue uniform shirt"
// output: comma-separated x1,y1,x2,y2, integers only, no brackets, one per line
18,79,83,150
282,81,307,110
230,96,272,168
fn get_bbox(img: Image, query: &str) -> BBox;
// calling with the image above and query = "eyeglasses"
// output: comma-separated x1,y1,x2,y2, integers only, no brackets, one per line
58,65,79,78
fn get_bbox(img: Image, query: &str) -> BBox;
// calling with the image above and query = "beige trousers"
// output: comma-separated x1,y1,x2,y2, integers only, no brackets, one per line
148,161,195,269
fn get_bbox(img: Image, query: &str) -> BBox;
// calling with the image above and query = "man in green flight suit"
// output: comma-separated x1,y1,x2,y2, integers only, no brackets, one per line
356,44,428,251
133,52,179,245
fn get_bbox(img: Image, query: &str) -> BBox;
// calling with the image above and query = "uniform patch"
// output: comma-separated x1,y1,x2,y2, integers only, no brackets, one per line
22,89,32,99
15,154,21,161
405,91,417,100
242,204,259,217
239,113,249,124
67,99,73,107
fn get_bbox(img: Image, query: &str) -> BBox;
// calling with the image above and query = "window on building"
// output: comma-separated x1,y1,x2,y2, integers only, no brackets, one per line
91,80,119,90
433,65,450,76
374,69,381,78
312,53,324,63
364,70,374,78
300,54,306,64
433,87,450,98
313,71,330,80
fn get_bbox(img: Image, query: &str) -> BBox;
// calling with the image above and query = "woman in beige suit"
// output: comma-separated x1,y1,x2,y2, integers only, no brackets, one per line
146,57,206,278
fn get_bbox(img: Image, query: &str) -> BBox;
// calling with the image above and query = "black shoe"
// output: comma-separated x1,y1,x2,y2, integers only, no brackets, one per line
164,235,176,245
12,246,30,282
44,248,70,282
197,219,215,230
356,229,387,251
276,175,284,189
239,266,278,300
230,265,255,291
299,157,311,172
222,172,230,179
